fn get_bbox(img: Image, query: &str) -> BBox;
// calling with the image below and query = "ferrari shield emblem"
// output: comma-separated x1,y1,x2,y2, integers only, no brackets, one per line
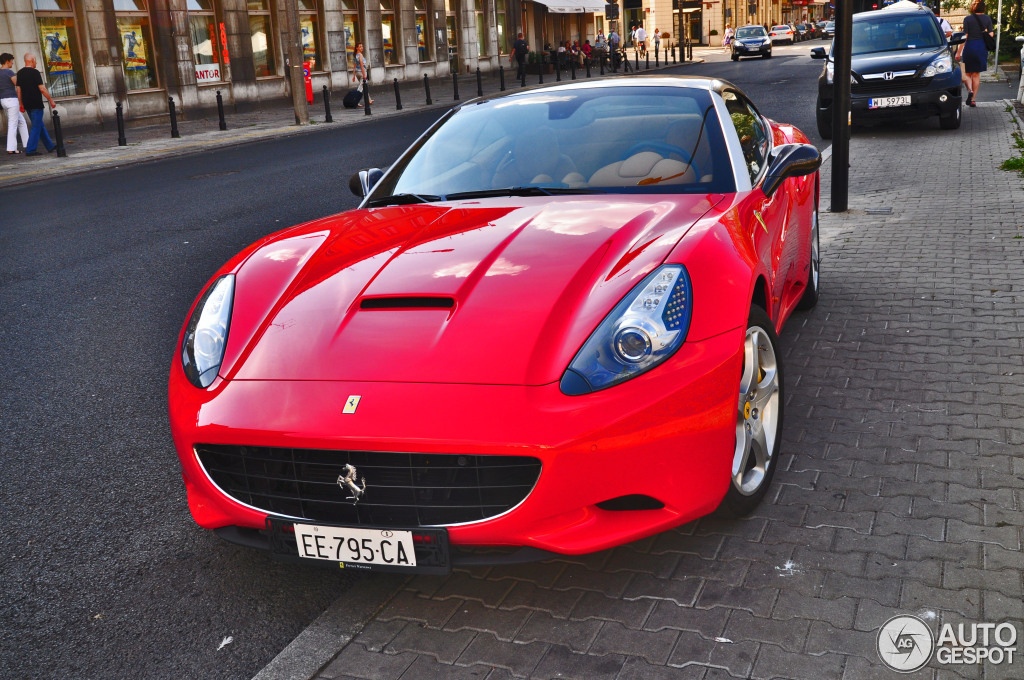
343,395,361,414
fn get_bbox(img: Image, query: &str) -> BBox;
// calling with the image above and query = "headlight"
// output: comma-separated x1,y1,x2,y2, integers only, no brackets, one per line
923,53,953,77
181,274,235,388
825,62,856,85
560,265,692,395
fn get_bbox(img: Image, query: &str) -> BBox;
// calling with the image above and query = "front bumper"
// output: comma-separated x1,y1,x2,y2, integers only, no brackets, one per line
734,43,771,56
169,329,742,558
819,81,962,123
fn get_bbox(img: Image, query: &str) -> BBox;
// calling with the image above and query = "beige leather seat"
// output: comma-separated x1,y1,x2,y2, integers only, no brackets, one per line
588,151,696,187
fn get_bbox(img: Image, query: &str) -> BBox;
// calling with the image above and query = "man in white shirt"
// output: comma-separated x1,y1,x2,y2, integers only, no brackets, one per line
635,25,647,57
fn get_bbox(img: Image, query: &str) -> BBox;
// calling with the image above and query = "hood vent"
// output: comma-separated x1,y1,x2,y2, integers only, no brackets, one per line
360,295,456,310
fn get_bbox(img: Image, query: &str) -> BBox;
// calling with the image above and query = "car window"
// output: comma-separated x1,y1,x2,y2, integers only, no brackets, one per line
373,86,737,198
852,14,943,54
772,26,789,31
722,90,770,184
736,27,766,38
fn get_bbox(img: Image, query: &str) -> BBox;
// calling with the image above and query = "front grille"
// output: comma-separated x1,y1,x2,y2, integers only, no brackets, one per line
195,445,542,527
852,76,931,93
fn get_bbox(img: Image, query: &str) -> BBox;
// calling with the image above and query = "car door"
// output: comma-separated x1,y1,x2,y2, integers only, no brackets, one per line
722,90,791,321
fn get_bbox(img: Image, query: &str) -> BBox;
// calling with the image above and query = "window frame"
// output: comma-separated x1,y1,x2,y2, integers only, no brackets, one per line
114,0,160,91
32,0,88,97
247,0,279,77
380,0,399,66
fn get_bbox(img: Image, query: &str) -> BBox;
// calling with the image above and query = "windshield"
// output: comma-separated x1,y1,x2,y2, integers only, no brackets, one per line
772,26,790,31
736,27,767,38
852,14,944,54
369,86,736,202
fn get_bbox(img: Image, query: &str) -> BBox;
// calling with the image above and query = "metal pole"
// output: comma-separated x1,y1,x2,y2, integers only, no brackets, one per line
115,101,126,146
521,68,526,87
499,64,505,91
216,90,227,130
995,0,1003,77
645,52,650,69
570,56,576,80
476,66,483,96
168,97,180,138
51,107,66,157
424,74,432,104
655,45,659,66
322,85,333,122
453,72,460,100
635,51,639,71
831,0,852,212
556,60,561,81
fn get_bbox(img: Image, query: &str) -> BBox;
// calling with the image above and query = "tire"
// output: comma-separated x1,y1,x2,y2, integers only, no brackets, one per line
816,99,833,140
796,206,820,310
763,51,771,59
731,52,739,61
939,105,962,130
717,306,784,517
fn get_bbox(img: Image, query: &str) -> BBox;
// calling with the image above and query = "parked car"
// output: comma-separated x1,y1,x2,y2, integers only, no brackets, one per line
799,23,818,40
811,3,965,137
823,21,835,39
770,25,796,44
731,25,773,60
169,76,822,573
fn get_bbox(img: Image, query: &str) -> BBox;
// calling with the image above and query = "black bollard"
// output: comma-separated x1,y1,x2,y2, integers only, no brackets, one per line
168,97,180,138
538,64,543,84
570,57,576,80
363,81,372,115
521,67,526,87
499,65,505,91
556,62,561,81
476,67,483,97
115,101,126,146
216,90,227,130
323,86,333,122
452,72,460,100
51,107,67,157
600,52,605,75
423,74,432,104
635,52,639,72
646,52,650,70
656,46,659,66
585,58,591,78
393,78,402,110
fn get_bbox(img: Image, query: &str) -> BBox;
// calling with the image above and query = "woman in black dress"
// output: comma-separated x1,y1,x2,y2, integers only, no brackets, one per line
957,0,995,107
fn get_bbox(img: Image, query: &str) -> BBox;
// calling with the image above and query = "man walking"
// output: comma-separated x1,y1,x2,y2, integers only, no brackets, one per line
511,32,529,80
16,53,56,156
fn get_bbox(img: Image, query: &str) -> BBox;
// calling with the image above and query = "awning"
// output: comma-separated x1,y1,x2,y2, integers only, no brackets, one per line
531,0,605,14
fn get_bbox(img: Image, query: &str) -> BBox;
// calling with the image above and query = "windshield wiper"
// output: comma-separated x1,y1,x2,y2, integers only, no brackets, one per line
364,193,443,207
444,187,604,200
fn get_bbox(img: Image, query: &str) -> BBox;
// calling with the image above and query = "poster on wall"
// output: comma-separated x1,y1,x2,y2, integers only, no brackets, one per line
122,24,148,71
39,22,73,76
301,19,316,66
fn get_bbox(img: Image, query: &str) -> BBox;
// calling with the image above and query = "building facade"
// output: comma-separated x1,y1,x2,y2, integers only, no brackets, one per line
0,0,537,129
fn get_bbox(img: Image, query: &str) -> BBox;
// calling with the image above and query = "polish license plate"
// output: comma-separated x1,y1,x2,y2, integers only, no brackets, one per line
869,95,911,109
293,523,417,568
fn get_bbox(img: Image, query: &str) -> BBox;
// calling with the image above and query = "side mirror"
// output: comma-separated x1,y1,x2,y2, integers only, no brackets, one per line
763,143,822,197
348,168,384,197
949,31,966,46
810,47,827,59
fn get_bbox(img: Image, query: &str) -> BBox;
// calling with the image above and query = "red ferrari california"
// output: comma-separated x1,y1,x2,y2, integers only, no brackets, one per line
169,77,821,574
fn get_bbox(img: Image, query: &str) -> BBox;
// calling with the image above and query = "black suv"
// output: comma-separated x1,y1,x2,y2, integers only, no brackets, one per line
811,4,965,137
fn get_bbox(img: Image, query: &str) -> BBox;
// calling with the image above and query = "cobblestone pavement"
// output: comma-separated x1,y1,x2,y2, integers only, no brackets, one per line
270,103,1024,680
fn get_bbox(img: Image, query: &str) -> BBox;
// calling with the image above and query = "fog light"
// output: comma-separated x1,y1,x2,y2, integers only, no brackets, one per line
939,94,948,102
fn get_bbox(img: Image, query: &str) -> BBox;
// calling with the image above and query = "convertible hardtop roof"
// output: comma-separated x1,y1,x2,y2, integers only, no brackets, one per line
460,75,740,108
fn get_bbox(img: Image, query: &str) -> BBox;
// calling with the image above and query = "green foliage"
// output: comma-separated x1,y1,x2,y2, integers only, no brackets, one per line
710,29,719,36
1001,156,1024,173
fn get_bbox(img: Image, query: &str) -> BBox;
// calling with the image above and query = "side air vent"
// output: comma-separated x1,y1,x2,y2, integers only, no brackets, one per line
360,296,456,310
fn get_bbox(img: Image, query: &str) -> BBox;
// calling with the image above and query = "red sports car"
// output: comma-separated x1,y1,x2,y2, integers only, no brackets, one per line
169,77,821,574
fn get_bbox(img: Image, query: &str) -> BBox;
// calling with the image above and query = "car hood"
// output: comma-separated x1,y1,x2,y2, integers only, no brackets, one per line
223,195,724,385
851,46,944,76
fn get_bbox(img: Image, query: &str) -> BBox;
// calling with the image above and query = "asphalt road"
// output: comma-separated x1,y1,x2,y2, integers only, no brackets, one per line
1,48,825,680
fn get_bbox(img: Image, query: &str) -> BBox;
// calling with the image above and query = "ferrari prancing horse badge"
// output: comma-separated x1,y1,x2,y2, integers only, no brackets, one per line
343,395,361,414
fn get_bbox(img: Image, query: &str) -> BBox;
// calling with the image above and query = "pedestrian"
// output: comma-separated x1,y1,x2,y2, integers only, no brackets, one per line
352,43,373,106
595,31,607,59
723,24,734,52
15,53,56,156
609,28,620,54
653,27,661,56
511,32,529,80
635,25,647,57
582,39,592,65
1,52,29,155
936,14,953,39
956,0,994,107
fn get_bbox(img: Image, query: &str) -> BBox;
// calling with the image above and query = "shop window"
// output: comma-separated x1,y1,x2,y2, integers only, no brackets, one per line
414,0,431,62
341,0,361,71
187,0,229,83
474,0,487,56
33,0,86,96
380,0,397,65
247,0,277,76
298,0,322,70
113,0,158,90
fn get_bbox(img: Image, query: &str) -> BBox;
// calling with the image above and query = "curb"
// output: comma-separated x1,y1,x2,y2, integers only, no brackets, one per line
250,574,409,680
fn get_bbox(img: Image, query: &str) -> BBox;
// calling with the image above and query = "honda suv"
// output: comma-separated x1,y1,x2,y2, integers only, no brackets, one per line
811,3,965,137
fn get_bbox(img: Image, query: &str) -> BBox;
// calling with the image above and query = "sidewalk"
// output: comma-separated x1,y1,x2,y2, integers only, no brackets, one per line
249,100,1024,680
0,56,699,190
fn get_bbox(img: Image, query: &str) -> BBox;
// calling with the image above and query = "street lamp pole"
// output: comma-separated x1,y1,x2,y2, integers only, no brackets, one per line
830,0,852,212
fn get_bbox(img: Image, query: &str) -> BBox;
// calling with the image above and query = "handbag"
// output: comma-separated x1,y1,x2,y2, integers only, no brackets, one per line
971,14,996,51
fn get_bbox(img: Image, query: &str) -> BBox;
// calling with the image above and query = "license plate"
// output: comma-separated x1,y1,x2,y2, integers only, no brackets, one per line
869,95,911,109
293,523,417,568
